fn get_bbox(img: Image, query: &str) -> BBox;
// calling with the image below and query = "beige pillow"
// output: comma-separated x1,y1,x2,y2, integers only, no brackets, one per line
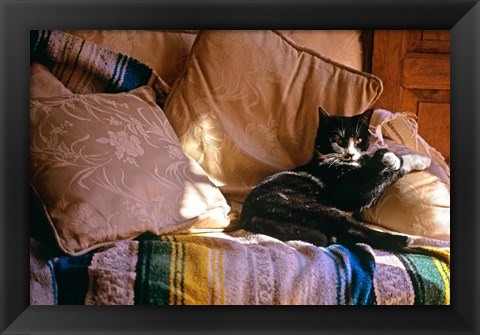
30,63,72,99
362,110,450,241
30,87,231,255
163,30,383,205
66,30,198,86
362,143,450,241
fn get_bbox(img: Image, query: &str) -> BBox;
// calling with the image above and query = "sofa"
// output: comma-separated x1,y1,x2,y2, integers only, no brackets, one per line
29,29,450,305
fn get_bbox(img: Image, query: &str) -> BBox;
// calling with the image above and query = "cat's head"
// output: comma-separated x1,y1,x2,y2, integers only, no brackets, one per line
314,107,373,162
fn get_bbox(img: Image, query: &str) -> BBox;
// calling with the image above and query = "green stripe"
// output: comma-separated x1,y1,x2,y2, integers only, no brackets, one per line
172,236,179,305
400,254,447,305
181,241,186,305
398,254,424,305
134,239,150,304
135,237,173,305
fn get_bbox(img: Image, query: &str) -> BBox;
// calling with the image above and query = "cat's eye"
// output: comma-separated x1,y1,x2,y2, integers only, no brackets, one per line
334,138,342,145
355,138,362,145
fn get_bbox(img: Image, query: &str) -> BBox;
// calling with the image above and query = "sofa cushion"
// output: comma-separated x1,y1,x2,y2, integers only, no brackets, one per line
30,63,72,99
163,30,383,207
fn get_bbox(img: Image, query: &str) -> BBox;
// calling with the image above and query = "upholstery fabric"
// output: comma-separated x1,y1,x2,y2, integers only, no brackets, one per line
30,87,231,255
163,30,383,208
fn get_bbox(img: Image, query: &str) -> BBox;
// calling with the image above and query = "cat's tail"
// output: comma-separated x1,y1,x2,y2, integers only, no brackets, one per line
341,226,413,252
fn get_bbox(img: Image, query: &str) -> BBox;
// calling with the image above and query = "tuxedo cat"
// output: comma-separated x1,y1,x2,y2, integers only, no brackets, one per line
239,107,430,251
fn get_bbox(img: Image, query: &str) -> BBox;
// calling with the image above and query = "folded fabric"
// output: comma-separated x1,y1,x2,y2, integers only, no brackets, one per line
30,239,58,305
30,30,170,107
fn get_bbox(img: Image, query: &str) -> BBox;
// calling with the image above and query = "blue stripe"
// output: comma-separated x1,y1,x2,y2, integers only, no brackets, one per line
333,245,375,305
54,253,93,304
330,246,351,304
47,259,58,304
323,249,343,305
118,57,153,92
106,54,124,92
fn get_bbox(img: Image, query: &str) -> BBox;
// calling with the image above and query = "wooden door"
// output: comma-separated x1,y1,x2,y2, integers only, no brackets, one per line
371,30,450,165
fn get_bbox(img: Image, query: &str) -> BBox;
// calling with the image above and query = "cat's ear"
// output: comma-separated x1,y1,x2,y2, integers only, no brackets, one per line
358,109,374,125
318,106,331,120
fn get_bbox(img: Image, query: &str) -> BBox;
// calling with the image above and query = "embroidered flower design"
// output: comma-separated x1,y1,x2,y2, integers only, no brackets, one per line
60,203,100,235
47,120,74,148
123,200,154,230
108,116,121,126
165,144,184,161
97,130,144,166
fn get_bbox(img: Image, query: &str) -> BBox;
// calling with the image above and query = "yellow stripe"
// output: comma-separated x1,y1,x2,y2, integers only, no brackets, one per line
433,258,450,305
219,244,225,305
419,247,450,264
210,238,217,304
168,236,177,305
180,235,210,305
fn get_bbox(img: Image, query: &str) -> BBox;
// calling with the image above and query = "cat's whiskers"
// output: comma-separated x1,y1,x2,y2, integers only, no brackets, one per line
316,150,339,160
316,150,344,168
355,122,363,137
332,127,346,138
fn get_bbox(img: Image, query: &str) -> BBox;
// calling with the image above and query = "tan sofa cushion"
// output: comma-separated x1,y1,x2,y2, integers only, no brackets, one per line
163,30,383,208
279,30,364,71
30,87,231,255
30,63,72,99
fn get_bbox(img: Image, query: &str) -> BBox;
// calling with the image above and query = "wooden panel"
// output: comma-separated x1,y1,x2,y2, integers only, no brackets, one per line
372,30,450,163
402,54,450,90
417,102,450,163
401,88,450,116
422,30,450,41
372,30,406,111
406,30,450,54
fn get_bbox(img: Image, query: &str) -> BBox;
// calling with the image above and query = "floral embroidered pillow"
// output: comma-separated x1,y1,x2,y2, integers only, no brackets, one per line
30,87,231,255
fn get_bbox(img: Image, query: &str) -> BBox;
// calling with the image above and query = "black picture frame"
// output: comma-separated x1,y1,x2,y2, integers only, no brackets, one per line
1,0,479,334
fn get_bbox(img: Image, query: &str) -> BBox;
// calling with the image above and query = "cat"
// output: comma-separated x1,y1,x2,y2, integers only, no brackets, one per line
239,107,431,251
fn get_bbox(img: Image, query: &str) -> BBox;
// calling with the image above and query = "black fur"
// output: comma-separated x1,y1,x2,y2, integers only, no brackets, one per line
240,107,414,251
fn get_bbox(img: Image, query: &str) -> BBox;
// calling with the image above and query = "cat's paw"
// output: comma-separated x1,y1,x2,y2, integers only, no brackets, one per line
381,152,401,170
400,153,431,173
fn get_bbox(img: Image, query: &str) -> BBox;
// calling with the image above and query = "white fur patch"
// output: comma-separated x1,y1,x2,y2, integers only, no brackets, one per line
382,152,401,170
331,139,361,161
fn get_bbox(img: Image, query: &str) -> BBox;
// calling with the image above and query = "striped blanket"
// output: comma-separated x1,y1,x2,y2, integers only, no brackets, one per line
31,232,450,305
30,30,170,107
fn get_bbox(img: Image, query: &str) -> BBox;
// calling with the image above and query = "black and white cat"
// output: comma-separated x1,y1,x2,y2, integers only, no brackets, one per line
239,107,430,251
